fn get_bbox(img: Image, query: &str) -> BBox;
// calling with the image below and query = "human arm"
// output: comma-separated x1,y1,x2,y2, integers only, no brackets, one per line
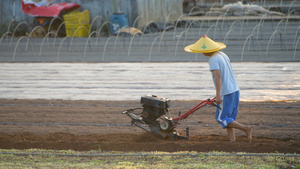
212,69,222,104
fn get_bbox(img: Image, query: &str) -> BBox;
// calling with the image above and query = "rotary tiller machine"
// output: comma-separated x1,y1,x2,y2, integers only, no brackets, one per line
122,95,221,139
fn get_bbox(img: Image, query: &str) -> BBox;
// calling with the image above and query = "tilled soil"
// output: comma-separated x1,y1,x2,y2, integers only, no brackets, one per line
0,99,299,153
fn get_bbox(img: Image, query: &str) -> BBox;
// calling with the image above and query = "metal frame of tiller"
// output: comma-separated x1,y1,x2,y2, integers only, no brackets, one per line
122,95,221,140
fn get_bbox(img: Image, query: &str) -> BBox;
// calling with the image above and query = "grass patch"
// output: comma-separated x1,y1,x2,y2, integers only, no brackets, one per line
0,149,299,168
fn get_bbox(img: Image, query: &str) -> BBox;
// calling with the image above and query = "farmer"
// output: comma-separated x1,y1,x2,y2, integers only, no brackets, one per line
184,35,252,142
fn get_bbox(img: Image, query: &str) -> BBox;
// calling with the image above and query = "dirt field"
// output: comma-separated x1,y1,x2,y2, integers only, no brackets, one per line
0,99,299,153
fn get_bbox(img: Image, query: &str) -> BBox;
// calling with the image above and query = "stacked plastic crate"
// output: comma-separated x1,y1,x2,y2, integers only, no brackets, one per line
63,10,90,37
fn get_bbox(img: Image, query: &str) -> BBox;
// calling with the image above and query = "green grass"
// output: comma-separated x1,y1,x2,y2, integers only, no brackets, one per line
0,149,299,169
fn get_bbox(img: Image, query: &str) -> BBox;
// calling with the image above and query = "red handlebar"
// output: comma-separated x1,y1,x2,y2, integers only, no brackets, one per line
172,97,217,122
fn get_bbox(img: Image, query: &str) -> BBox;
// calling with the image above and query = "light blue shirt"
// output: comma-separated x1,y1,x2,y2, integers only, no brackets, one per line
209,51,239,96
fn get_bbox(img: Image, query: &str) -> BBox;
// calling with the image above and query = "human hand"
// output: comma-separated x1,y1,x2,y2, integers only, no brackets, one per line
215,95,222,104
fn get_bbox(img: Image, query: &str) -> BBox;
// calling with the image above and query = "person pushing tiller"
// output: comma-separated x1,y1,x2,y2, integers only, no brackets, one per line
184,35,252,142
123,35,252,142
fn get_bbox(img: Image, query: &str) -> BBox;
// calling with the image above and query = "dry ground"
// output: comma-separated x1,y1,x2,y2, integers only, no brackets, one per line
0,99,299,153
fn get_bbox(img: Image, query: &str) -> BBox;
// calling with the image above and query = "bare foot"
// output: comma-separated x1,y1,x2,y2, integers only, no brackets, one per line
245,126,252,143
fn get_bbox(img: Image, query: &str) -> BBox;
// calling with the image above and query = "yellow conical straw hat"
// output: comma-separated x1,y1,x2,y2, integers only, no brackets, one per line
184,35,226,53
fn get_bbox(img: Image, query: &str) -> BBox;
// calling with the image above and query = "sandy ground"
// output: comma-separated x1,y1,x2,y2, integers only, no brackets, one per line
0,99,299,153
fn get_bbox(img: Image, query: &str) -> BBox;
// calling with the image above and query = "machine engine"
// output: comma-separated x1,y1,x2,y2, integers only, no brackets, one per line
140,95,175,135
140,95,170,124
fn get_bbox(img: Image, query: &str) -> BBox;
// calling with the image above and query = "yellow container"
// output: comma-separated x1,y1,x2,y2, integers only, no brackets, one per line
63,11,80,24
63,10,90,25
65,24,90,37
63,10,91,37
77,10,90,24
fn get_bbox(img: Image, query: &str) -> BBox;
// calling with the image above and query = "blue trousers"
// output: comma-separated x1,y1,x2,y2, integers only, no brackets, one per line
215,90,240,129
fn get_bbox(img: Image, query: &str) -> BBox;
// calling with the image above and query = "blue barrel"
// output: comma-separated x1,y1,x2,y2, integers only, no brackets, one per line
109,13,129,34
